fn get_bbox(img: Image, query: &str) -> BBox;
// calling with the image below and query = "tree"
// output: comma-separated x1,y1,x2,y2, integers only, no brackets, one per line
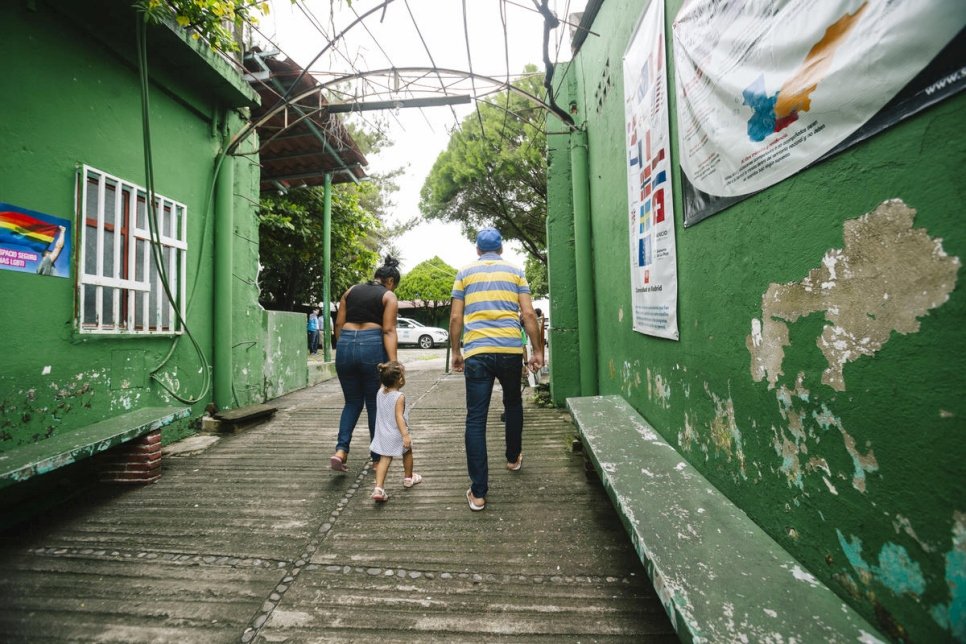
395,257,457,326
259,184,380,310
258,113,406,310
525,254,548,299
420,66,548,264
136,0,270,52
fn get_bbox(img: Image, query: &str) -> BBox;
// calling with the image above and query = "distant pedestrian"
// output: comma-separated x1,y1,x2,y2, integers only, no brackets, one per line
330,256,401,472
369,361,422,502
307,307,320,355
534,307,547,362
450,228,543,511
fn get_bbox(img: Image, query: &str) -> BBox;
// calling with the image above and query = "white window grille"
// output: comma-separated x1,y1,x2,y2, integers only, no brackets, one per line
76,165,187,335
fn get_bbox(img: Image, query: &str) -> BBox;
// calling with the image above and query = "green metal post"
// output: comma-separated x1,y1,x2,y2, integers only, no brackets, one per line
214,153,234,409
570,127,598,396
322,172,333,362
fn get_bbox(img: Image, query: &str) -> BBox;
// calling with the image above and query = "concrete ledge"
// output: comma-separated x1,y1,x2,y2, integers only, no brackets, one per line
567,395,882,643
308,360,338,387
0,407,190,489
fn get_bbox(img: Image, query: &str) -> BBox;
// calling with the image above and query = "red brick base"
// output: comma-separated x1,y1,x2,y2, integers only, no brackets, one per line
95,430,162,484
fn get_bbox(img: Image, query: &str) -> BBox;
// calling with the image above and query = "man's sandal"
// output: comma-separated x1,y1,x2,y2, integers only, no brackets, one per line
371,487,388,502
507,453,523,471
466,488,485,512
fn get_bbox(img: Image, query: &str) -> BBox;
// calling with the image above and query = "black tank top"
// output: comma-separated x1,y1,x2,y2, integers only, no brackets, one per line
345,283,387,325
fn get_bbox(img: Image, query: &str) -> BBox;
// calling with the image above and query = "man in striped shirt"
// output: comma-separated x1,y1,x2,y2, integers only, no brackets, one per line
450,228,544,512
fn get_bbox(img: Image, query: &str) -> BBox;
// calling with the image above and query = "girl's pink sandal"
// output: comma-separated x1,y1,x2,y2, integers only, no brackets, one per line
371,487,388,502
403,473,423,488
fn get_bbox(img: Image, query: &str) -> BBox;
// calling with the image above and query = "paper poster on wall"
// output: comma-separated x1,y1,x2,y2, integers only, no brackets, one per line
0,203,72,278
624,0,679,340
672,0,966,226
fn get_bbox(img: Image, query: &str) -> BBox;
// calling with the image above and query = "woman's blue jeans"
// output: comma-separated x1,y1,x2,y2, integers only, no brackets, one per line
464,353,524,499
335,328,386,458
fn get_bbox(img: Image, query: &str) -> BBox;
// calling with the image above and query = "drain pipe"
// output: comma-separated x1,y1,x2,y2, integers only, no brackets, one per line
570,127,598,396
214,146,234,409
322,172,333,362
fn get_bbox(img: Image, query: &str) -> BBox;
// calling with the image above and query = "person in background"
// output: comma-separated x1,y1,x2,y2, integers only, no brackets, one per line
449,228,543,511
307,307,320,355
534,307,547,363
36,226,66,276
330,256,400,472
369,361,422,502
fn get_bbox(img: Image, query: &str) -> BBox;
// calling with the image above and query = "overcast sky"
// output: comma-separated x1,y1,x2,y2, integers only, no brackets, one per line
259,0,583,272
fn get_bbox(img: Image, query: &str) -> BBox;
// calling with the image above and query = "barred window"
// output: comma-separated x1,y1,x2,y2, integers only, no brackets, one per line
76,165,186,334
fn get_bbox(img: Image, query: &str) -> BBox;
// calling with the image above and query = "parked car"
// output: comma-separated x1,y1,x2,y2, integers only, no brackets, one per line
396,317,448,349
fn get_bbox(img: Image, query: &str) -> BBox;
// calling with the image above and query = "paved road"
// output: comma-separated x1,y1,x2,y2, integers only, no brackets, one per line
0,352,676,642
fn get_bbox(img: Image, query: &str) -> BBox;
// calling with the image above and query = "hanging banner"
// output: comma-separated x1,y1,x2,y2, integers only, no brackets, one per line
624,0,679,340
673,1,966,226
0,203,71,278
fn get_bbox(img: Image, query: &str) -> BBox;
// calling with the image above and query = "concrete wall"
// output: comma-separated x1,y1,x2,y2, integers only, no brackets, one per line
0,2,312,453
547,1,965,640
263,311,310,400
546,76,581,404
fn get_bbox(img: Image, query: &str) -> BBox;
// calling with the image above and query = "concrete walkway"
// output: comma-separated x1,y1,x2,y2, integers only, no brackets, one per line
0,352,676,642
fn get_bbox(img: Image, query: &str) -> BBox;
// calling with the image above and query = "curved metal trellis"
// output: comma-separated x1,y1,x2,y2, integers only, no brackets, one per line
228,65,577,154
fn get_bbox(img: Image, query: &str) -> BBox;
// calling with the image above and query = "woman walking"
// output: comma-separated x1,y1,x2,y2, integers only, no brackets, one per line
330,256,401,472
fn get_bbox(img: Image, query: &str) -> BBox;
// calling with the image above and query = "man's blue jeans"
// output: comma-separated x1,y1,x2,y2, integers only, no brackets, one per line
464,353,524,499
335,328,386,459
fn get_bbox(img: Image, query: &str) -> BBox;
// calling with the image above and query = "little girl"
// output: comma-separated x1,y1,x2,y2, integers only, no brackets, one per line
369,361,422,502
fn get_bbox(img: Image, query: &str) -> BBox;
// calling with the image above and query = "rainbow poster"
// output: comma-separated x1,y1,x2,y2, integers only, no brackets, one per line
0,203,72,278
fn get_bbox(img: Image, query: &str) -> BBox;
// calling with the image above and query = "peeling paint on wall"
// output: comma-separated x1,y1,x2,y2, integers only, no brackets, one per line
893,514,935,553
813,402,878,493
838,513,966,640
768,372,878,494
747,199,960,391
837,530,926,595
678,412,700,456
705,384,746,479
930,512,966,640
646,368,671,409
619,360,642,398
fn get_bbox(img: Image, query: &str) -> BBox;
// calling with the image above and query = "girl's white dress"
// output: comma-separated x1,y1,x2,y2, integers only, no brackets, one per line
370,388,409,457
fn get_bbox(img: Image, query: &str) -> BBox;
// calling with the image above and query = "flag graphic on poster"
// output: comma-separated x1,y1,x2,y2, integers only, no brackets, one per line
624,0,679,340
0,203,71,277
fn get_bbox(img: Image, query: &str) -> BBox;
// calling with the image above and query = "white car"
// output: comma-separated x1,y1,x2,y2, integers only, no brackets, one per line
396,317,448,349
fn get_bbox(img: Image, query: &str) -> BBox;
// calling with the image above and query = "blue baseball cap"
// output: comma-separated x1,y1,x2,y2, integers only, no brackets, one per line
476,227,502,252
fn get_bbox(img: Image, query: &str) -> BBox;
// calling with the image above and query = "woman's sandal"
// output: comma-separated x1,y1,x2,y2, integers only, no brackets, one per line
330,454,348,472
403,473,423,488
371,487,388,502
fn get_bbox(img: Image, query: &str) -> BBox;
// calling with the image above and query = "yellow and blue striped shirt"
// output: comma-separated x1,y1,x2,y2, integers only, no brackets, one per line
452,253,530,359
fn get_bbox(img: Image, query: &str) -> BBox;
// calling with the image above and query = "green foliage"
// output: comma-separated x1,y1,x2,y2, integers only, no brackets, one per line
420,67,548,264
258,184,381,310
525,254,548,298
136,0,270,52
396,257,457,323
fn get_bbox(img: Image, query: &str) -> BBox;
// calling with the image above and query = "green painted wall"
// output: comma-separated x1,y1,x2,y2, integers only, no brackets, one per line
263,311,310,399
231,131,271,408
0,2,313,460
547,1,965,640
546,74,581,404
